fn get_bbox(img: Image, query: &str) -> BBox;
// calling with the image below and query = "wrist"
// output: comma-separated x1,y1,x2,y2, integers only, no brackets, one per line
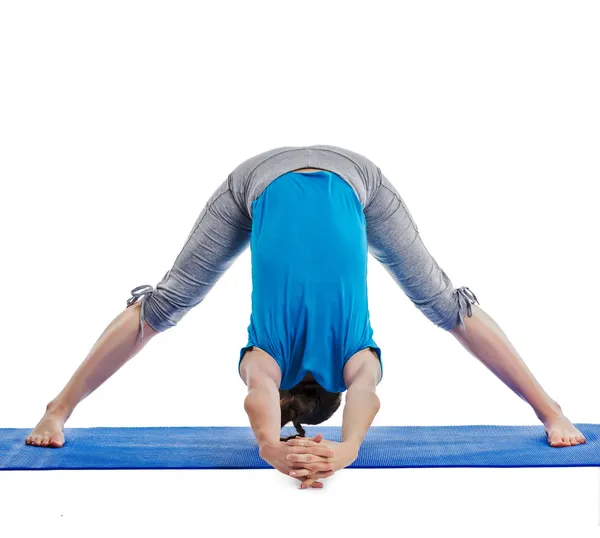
258,439,279,456
341,440,360,457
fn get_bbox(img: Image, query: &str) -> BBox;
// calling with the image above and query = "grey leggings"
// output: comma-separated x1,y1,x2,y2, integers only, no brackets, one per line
126,144,479,344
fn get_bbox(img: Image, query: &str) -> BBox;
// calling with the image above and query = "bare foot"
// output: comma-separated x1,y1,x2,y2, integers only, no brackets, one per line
540,403,587,448
25,403,69,448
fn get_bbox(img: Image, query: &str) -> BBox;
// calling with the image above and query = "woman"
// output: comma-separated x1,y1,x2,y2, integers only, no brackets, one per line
25,144,585,489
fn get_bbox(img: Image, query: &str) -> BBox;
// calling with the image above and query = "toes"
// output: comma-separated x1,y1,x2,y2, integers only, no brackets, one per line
49,433,64,448
547,427,589,447
25,431,65,447
573,434,584,445
548,432,565,447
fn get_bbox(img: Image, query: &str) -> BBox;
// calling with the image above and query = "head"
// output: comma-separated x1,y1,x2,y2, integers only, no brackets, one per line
279,372,342,441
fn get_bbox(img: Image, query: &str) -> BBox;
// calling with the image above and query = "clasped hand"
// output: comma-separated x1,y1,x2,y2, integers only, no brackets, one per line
260,432,359,489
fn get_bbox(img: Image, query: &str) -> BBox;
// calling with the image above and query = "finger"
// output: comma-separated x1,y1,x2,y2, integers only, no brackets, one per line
300,474,317,489
287,446,335,458
307,461,334,472
290,467,313,478
291,460,334,473
290,466,334,478
287,438,321,447
288,453,333,464
307,470,334,481
287,443,336,459
300,471,333,489
297,432,322,443
293,475,324,488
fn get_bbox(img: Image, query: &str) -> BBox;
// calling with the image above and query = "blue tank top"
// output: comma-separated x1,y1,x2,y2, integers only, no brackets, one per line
239,170,381,393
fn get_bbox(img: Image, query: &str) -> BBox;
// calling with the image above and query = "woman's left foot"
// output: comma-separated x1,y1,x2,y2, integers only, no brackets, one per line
540,404,587,447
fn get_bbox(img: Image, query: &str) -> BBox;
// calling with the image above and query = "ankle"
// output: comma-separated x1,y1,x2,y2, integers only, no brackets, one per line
536,399,563,422
46,399,73,419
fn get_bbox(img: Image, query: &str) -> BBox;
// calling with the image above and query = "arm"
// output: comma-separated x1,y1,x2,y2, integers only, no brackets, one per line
340,348,382,450
284,385,380,488
243,378,281,452
244,376,334,488
285,356,381,487
341,384,381,451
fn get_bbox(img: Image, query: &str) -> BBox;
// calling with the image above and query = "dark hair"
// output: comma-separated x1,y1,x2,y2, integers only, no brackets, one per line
279,372,342,442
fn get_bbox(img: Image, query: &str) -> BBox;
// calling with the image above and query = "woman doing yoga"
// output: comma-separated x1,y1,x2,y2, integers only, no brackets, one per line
25,145,586,489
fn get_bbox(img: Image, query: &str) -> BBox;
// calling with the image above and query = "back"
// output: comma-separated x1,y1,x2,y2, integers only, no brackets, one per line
239,169,381,393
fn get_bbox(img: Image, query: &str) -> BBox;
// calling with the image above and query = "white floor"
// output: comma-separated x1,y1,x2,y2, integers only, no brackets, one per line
1,467,599,533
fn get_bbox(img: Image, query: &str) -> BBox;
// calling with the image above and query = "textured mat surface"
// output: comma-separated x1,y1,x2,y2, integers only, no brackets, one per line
1,424,599,470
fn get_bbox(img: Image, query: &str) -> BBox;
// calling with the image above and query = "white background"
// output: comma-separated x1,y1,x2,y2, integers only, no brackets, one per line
1,0,599,532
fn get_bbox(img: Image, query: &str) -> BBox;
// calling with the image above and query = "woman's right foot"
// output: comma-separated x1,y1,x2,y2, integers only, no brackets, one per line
25,402,69,448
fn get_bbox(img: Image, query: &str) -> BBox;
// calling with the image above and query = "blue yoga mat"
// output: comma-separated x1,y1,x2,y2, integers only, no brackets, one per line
1,424,599,470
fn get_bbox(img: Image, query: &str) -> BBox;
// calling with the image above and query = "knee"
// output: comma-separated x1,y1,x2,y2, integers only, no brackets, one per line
141,314,160,339
437,286,481,333
126,284,181,334
126,284,182,346
127,301,160,338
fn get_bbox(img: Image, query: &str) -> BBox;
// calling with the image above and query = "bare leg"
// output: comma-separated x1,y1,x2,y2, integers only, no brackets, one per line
450,303,586,447
25,301,159,447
